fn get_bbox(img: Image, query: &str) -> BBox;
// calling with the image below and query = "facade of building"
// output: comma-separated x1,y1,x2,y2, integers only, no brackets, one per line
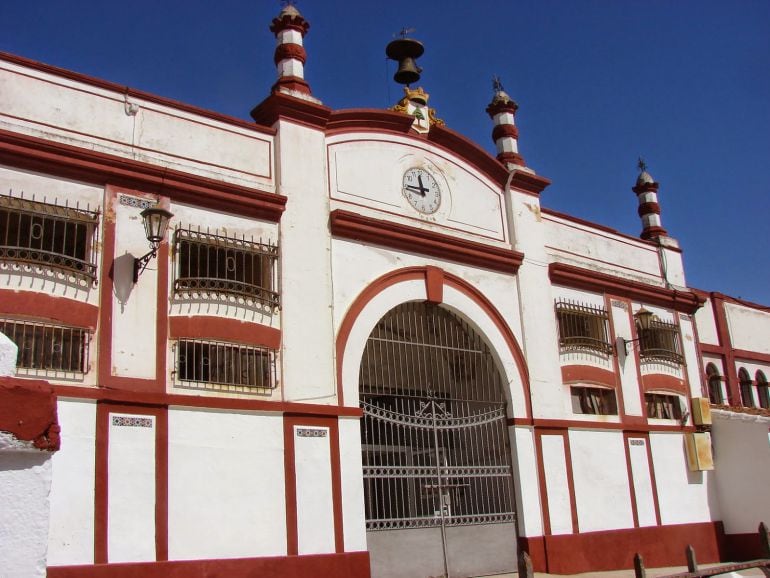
1,6,769,578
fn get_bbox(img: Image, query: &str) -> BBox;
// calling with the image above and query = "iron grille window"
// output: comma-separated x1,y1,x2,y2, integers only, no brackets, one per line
175,338,276,393
555,300,612,355
0,318,90,379
570,386,618,415
0,194,99,284
706,364,724,404
638,319,683,364
173,228,279,309
756,372,770,410
645,393,682,419
739,369,755,408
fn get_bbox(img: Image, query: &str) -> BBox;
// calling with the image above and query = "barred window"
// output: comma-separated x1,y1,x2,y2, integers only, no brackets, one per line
738,368,755,408
0,318,90,379
638,319,683,364
645,393,682,420
174,338,276,393
706,363,723,404
555,300,612,355
570,386,617,415
173,228,278,309
0,194,99,284
756,371,770,410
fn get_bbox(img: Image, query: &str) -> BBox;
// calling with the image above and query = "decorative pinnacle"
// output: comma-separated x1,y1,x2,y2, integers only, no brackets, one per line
637,157,647,173
492,75,504,93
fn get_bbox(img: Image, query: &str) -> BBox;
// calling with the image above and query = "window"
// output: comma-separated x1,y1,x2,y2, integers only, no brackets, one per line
706,363,723,404
0,194,99,284
555,300,612,355
638,319,683,364
0,317,90,379
570,386,617,415
173,228,279,309
756,371,769,410
645,393,683,420
175,338,276,393
739,368,755,408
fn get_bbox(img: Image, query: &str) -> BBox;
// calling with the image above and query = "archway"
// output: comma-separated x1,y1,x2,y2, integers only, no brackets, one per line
360,301,518,578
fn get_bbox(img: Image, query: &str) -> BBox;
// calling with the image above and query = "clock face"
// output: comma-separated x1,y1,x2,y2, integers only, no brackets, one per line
402,168,441,214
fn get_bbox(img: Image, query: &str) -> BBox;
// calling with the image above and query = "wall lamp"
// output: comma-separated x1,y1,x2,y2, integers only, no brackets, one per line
133,207,173,283
618,307,655,356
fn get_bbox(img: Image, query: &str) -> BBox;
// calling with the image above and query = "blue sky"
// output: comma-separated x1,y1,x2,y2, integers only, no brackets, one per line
2,1,769,304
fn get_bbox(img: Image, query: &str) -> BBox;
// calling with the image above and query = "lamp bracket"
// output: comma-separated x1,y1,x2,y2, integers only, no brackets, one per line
133,247,158,283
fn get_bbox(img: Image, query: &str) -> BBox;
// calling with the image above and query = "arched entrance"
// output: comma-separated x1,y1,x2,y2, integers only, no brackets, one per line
360,301,518,578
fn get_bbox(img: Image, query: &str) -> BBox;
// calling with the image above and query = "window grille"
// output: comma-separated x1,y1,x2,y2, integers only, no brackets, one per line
555,300,612,355
174,338,276,393
0,318,90,379
0,194,99,284
756,372,770,410
570,386,618,415
739,369,755,408
645,393,682,419
638,319,683,364
173,228,279,309
706,364,724,404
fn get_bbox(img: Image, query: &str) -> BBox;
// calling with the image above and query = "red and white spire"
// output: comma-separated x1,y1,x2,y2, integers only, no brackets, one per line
486,78,526,170
633,159,668,240
269,4,316,100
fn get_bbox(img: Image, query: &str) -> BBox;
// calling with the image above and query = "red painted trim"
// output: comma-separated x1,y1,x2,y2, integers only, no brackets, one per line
330,209,524,274
700,343,723,356
427,124,512,188
562,431,579,534
561,365,617,388
424,266,444,304
534,429,579,539
641,373,688,395
251,93,332,130
508,170,551,196
486,99,519,117
270,13,310,36
168,316,281,349
533,431,552,536
538,521,724,574
644,431,663,525
0,376,59,450
0,290,98,329
96,187,116,390
492,123,519,141
50,384,363,417
637,201,661,217
155,409,169,561
272,77,312,96
155,237,169,390
274,43,307,65
622,432,640,528
0,130,286,222
94,402,109,563
524,418,694,433
0,51,275,135
723,531,768,561
334,267,532,418
283,415,345,556
549,262,705,314
47,551,372,578
711,295,740,405
518,536,547,574
326,109,415,136
733,348,770,364
640,226,668,240
632,181,659,195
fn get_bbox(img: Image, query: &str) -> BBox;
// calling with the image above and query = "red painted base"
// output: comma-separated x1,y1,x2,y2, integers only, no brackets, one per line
520,522,725,574
723,532,767,561
48,552,371,578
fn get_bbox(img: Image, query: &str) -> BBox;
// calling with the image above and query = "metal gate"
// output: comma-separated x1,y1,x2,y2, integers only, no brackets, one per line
360,302,518,578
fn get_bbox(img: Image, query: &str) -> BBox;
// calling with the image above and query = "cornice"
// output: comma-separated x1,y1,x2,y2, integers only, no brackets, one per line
0,129,286,222
326,109,415,135
330,209,523,274
549,262,705,314
508,169,551,196
250,92,332,130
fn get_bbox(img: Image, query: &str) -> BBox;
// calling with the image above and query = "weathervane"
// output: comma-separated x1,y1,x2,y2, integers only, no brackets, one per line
396,27,416,38
638,157,647,173
492,75,504,93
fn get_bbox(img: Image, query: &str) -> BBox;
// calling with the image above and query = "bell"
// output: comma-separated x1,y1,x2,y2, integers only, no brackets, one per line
386,37,424,86
394,57,422,85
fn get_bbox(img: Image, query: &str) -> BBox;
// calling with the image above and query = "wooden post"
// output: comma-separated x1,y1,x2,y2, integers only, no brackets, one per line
760,522,770,558
634,553,646,578
686,544,698,572
518,550,534,578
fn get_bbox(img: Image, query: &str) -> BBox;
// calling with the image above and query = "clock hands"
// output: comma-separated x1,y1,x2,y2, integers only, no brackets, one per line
405,174,429,197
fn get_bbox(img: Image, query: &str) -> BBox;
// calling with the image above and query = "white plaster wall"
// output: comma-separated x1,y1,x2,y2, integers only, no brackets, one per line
0,451,52,578
511,427,543,538
725,302,770,355
167,202,280,327
612,299,643,416
48,398,96,565
110,192,158,379
0,61,273,190
569,430,634,532
649,432,715,525
543,214,661,284
679,314,705,399
693,298,719,346
0,166,102,309
167,408,286,559
339,416,367,552
294,425,335,555
328,136,507,242
711,413,770,534
627,437,657,527
541,435,573,534
278,120,336,403
107,413,156,563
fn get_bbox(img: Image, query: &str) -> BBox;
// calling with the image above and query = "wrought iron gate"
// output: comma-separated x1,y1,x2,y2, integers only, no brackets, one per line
360,302,518,578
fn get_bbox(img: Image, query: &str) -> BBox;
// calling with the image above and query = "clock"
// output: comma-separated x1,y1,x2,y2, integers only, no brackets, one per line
402,168,441,214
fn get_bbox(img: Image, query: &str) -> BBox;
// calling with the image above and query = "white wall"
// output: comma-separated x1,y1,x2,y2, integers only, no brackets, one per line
167,408,286,560
48,398,96,566
339,416,367,552
627,437,657,527
541,435,573,534
725,302,770,355
294,425,335,554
